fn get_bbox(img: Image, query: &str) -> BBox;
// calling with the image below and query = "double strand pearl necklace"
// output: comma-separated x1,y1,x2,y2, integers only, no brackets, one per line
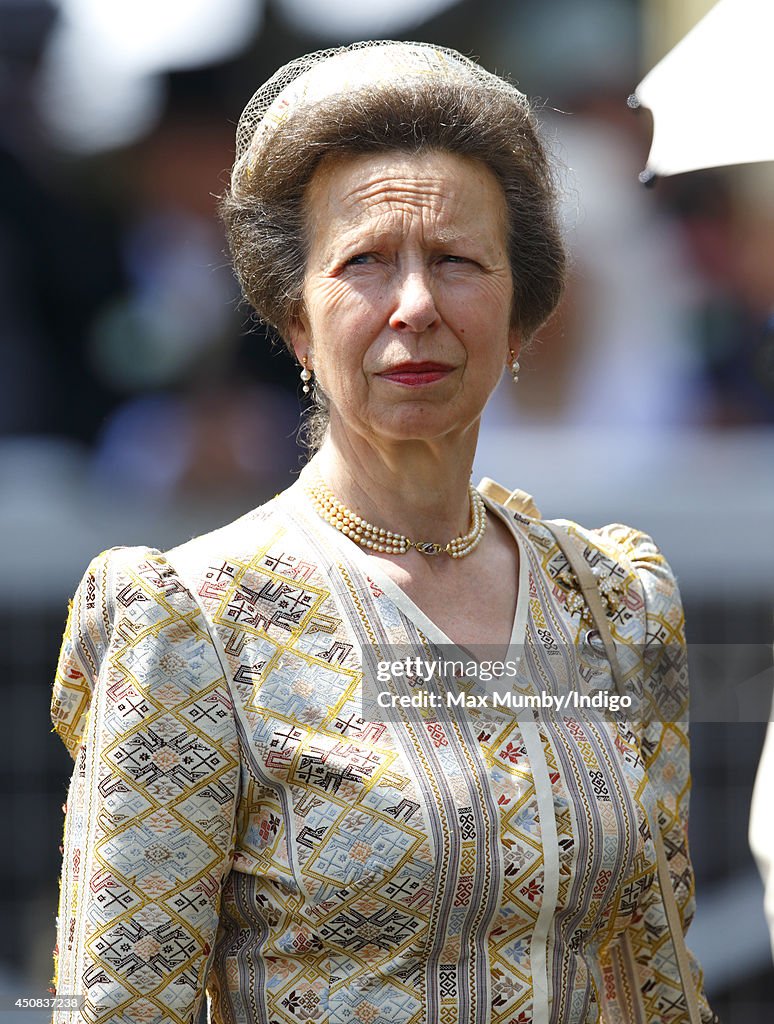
305,474,487,558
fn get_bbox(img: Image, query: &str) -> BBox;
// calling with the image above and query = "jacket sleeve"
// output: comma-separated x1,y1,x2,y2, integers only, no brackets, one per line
51,547,241,1024
596,526,717,1024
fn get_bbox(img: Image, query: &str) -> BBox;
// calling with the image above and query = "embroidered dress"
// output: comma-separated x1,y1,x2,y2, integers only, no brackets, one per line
51,476,714,1023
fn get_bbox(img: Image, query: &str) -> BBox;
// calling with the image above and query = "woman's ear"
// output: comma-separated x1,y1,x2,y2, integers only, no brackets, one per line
288,314,312,368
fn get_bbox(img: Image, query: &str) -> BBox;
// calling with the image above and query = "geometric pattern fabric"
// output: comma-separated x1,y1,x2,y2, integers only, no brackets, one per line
51,478,715,1022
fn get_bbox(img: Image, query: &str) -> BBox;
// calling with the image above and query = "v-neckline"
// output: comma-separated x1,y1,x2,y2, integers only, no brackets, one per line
283,477,529,666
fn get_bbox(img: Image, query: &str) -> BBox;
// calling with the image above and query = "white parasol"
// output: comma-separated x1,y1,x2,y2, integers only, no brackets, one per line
634,0,774,177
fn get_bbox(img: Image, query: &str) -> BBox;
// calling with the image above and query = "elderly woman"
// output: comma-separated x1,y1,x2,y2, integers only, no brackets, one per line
51,41,715,1024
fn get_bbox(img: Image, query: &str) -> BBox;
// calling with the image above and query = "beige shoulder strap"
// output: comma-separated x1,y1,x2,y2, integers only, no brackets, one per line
477,477,541,519
541,520,628,700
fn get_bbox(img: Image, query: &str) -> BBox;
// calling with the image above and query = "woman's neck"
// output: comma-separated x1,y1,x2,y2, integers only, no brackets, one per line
306,427,480,545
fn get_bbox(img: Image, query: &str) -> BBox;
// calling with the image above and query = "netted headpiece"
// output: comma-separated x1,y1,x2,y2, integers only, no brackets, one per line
233,40,529,181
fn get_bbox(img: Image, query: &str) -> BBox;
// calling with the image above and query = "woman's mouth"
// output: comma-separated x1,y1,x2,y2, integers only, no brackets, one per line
378,362,454,386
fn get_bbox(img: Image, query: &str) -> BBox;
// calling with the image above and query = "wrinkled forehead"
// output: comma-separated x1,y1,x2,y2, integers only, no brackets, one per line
303,150,511,260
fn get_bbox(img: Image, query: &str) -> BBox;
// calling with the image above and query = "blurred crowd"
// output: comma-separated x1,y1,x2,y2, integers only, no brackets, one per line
2,0,773,507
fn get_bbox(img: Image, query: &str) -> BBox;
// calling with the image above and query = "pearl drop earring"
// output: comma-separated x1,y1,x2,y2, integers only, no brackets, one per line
300,356,312,395
509,349,520,384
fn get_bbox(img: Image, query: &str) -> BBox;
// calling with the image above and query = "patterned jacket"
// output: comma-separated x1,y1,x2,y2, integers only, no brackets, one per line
50,478,715,1023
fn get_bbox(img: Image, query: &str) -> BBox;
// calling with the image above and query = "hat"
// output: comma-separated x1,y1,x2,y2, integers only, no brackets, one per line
233,40,526,179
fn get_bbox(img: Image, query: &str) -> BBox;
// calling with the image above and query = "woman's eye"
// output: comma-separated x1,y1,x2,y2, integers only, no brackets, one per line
346,253,376,266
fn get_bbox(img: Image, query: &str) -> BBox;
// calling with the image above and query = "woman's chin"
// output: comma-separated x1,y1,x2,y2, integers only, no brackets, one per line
359,405,481,445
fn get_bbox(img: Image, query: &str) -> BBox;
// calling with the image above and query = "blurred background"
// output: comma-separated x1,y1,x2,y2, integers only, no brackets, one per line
1,0,773,1019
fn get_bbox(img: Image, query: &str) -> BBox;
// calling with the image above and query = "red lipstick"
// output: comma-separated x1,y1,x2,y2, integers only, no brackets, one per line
378,361,454,386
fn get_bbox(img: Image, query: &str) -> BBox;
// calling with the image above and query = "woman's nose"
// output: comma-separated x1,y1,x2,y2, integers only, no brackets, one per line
388,269,440,333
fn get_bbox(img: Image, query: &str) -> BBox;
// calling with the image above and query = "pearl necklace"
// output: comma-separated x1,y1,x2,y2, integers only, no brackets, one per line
305,475,487,558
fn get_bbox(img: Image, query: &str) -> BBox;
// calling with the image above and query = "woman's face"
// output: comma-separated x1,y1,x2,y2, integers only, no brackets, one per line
290,149,519,447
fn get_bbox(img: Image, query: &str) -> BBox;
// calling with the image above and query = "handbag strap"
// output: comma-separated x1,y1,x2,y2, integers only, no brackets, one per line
541,520,627,700
544,519,702,1024
477,477,542,519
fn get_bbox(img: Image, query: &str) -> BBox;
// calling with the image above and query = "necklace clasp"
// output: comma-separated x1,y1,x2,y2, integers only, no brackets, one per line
413,541,444,556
